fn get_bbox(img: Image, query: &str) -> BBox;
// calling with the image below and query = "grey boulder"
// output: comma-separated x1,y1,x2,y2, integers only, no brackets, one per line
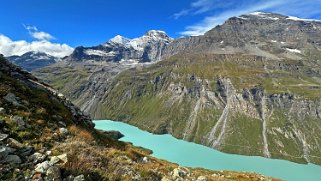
45,165,61,181
0,133,8,141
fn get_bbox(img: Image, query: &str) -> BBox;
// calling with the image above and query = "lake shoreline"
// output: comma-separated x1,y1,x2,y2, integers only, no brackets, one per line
94,120,321,181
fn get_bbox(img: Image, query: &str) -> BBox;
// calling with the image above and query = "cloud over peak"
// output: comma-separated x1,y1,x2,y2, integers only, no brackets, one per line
0,25,73,57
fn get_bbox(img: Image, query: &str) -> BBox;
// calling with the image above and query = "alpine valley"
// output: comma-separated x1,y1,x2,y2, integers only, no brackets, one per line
1,54,281,180
32,12,321,167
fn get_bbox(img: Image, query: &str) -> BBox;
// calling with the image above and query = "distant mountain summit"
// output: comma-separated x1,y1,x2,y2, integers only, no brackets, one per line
66,30,173,63
7,51,59,71
108,35,131,45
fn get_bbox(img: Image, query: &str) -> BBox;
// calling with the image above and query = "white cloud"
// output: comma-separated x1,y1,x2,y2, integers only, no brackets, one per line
190,0,216,15
173,0,233,19
0,34,74,57
174,9,191,19
179,0,321,36
24,25,38,32
31,31,55,41
23,25,55,41
0,25,73,57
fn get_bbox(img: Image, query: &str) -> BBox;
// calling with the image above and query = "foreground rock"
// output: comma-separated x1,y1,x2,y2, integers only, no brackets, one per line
99,130,124,140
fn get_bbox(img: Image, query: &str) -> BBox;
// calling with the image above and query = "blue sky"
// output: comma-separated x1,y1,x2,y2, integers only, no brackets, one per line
1,0,321,57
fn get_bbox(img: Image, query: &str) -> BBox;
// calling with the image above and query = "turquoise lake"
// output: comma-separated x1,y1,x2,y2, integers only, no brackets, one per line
94,120,321,181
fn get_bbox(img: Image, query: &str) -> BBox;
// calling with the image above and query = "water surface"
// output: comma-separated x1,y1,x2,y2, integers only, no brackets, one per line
94,120,321,181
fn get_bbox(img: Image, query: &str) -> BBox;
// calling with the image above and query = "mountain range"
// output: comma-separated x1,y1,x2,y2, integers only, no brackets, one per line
16,12,321,166
6,30,173,72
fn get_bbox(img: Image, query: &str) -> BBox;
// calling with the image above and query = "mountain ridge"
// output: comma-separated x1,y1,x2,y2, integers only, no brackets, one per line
161,11,321,61
7,51,59,71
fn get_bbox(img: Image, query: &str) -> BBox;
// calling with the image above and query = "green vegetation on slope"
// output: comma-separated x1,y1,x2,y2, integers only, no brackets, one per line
35,53,321,166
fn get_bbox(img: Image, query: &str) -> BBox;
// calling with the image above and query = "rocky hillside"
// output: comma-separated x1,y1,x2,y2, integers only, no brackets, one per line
162,12,321,60
7,51,59,71
66,30,173,63
0,55,279,180
34,12,321,166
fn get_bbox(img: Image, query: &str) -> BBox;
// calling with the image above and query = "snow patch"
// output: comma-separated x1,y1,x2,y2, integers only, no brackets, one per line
249,12,279,20
237,16,248,20
85,49,116,56
286,16,321,22
119,59,139,64
145,30,167,37
286,48,301,54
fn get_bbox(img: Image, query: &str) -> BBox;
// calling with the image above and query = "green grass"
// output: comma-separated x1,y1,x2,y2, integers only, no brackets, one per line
0,68,76,146
220,114,264,156
192,108,222,143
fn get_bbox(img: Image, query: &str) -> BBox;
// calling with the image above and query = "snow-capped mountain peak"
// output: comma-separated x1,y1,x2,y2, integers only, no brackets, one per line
125,30,173,51
241,12,321,23
67,30,173,63
144,30,170,39
246,12,279,20
7,51,59,71
109,35,131,45
27,51,52,59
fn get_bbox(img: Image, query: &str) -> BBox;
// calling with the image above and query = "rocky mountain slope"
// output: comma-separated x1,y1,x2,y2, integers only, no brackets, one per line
34,12,321,165
162,12,321,60
66,30,173,63
0,55,279,180
7,51,59,71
